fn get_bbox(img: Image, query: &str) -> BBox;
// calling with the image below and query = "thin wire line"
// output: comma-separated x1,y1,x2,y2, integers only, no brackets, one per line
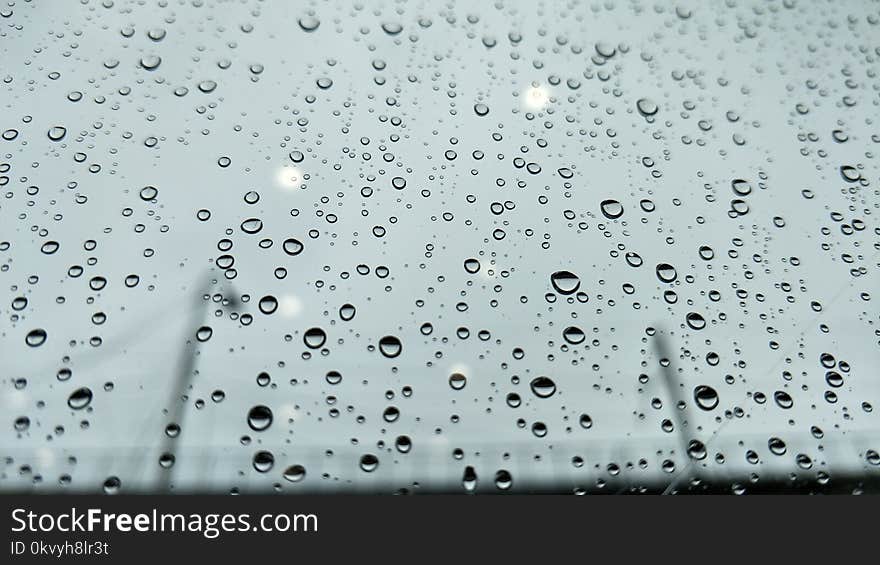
661,249,880,494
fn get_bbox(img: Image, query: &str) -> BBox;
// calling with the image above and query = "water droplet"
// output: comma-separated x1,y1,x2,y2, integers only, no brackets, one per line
600,199,623,219
840,165,860,182
47,126,67,141
381,22,403,35
68,387,93,410
773,390,793,409
378,335,402,358
449,373,467,390
693,385,719,410
283,465,306,482
339,303,356,321
494,469,513,490
685,312,706,330
359,454,379,472
158,453,175,469
303,327,327,349
550,270,580,295
102,476,122,494
636,97,658,117
656,263,677,283
14,416,30,432
383,406,400,422
139,55,161,70
698,246,715,260
25,328,47,347
562,326,585,345
147,27,166,41
731,179,752,196
768,437,787,456
529,376,557,398
139,186,158,200
259,295,278,314
247,405,273,431
283,238,303,256
462,466,478,492
240,218,263,234
253,451,275,472
298,15,320,32
394,435,412,454
687,439,707,460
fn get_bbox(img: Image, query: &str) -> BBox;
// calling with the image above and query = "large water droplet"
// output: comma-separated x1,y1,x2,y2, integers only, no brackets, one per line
240,218,263,234
359,454,379,472
139,186,158,200
530,376,557,398
636,97,658,117
773,390,793,409
550,270,580,295
462,466,478,492
339,303,356,321
693,385,719,411
600,199,623,219
283,238,303,256
378,335,402,358
68,387,93,410
381,22,403,35
283,465,306,482
298,15,320,32
656,263,677,283
103,476,122,494
253,451,275,472
562,326,585,345
303,327,327,349
247,405,273,431
768,437,787,456
685,312,706,330
47,126,67,141
258,295,278,314
25,329,47,347
494,469,513,490
731,179,752,196
449,373,467,390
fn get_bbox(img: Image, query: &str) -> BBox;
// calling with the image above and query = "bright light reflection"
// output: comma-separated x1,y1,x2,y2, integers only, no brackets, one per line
279,295,303,317
522,84,551,110
275,165,302,189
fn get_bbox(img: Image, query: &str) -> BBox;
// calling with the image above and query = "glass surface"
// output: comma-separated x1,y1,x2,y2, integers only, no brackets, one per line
1,0,878,494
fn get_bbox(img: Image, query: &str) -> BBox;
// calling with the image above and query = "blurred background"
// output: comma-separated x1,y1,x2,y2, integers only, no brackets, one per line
1,0,879,494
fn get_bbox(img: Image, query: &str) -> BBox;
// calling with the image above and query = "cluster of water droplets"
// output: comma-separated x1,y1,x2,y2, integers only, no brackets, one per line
1,0,878,494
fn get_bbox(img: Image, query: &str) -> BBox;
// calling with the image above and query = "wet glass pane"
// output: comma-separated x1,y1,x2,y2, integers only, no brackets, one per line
1,1,879,494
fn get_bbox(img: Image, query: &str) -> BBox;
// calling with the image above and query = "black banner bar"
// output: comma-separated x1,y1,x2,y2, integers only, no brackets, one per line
0,495,874,562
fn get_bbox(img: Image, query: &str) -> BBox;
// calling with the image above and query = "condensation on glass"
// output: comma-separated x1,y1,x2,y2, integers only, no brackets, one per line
1,1,879,494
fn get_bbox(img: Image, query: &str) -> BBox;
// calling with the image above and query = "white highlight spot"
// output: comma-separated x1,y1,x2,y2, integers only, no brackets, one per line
275,166,302,189
279,295,303,318
522,84,551,111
